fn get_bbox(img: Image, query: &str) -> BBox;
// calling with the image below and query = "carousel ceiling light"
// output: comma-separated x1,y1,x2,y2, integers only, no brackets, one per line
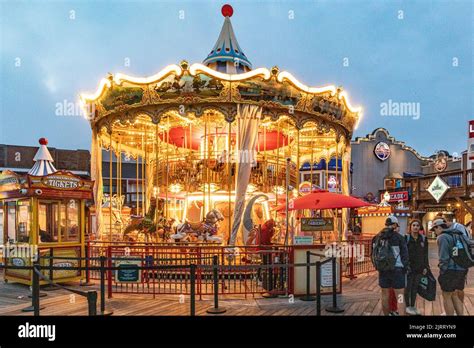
246,183,258,193
113,64,183,85
80,78,112,102
189,63,271,81
169,183,183,194
276,71,337,95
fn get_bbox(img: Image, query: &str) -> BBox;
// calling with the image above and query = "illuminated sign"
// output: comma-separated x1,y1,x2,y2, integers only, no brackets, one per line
381,191,409,202
374,142,391,161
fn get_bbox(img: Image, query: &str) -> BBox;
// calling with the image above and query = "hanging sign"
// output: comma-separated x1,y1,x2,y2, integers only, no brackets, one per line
427,176,450,203
0,171,21,191
301,217,334,231
29,171,93,192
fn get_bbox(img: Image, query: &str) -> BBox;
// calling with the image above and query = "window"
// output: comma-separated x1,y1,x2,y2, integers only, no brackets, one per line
17,201,30,243
0,202,4,244
39,200,80,243
38,202,59,243
63,199,79,242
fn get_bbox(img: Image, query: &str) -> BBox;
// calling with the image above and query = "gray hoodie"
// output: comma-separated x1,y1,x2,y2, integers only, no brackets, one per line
437,229,467,273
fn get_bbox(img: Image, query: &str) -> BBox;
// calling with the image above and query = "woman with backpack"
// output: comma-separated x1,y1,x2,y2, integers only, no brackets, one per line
404,219,430,315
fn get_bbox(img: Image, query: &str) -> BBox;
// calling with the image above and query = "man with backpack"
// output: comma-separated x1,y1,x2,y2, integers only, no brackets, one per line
371,216,409,316
431,218,473,316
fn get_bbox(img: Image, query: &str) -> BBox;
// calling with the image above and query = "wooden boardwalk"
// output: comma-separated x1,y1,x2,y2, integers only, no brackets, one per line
1,241,472,316
1,269,472,316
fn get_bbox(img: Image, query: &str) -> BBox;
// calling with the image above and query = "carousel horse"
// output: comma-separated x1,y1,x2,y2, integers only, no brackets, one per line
123,198,159,242
171,209,224,243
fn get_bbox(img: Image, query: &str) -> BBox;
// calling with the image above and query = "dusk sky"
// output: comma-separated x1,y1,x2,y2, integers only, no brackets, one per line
1,0,472,157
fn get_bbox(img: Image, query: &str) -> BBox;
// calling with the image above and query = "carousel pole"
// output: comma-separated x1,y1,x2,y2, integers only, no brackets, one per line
155,122,159,226
264,125,267,193
296,128,300,190
142,132,145,215
325,146,329,190
109,132,113,241
335,137,340,241
119,142,122,210
228,120,232,244
136,146,140,216
204,116,208,217
166,118,170,219
284,157,290,245
275,122,280,220
144,126,148,215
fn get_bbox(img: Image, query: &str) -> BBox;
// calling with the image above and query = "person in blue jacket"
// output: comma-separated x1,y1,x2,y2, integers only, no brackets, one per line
431,218,467,316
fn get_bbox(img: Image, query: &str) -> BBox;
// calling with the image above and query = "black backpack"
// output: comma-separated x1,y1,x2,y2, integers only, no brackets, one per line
371,233,397,271
443,230,474,269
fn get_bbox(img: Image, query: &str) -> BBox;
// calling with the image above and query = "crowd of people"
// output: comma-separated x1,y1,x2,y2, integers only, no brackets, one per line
371,214,472,316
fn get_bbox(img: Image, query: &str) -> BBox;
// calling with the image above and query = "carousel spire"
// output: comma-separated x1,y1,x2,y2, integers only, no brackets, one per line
203,4,252,73
28,138,57,176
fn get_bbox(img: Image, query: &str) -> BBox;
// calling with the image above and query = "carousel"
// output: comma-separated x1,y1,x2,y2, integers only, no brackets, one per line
80,5,362,246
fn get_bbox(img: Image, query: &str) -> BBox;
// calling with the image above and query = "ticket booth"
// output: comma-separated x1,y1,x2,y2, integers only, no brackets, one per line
0,139,93,285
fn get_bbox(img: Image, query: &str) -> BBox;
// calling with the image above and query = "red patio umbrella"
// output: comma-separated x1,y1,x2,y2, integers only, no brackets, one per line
275,189,372,211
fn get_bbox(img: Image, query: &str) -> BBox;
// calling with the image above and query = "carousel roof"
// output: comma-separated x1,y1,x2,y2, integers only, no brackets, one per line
202,5,252,70
28,138,57,176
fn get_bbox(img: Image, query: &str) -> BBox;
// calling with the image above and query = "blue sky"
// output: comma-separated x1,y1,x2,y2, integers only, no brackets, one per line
1,0,472,157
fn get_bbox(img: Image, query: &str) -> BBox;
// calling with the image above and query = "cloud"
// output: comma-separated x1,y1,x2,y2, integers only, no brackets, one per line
43,76,58,94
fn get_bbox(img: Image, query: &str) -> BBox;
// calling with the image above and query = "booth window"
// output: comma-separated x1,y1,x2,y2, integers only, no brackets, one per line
39,200,80,243
38,202,59,243
62,199,80,242
0,202,4,244
17,201,30,243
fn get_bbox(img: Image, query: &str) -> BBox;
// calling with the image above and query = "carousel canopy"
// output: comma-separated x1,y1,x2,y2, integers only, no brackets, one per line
80,5,363,162
28,138,57,176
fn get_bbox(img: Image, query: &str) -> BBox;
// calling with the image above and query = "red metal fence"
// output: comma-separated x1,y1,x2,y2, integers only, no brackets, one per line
86,238,374,298
340,237,375,279
87,241,291,298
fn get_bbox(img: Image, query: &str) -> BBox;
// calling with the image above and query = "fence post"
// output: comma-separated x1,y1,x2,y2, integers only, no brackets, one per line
348,240,356,280
32,261,40,316
325,257,344,313
86,291,97,316
99,256,113,316
206,255,226,314
315,261,321,316
107,246,113,299
190,263,196,316
301,250,315,301
43,247,59,291
262,251,277,298
81,241,93,286
22,256,45,313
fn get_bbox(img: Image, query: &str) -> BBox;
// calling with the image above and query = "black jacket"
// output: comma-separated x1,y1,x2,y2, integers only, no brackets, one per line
405,234,429,272
372,227,409,269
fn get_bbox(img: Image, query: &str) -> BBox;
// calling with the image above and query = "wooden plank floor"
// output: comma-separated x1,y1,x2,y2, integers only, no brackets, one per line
1,241,472,316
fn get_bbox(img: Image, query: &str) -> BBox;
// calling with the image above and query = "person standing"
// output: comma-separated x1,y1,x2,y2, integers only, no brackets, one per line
431,218,467,316
404,219,430,315
371,216,409,316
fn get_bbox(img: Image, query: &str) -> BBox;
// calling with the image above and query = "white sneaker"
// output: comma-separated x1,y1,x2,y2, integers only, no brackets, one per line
414,307,421,315
406,307,417,315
